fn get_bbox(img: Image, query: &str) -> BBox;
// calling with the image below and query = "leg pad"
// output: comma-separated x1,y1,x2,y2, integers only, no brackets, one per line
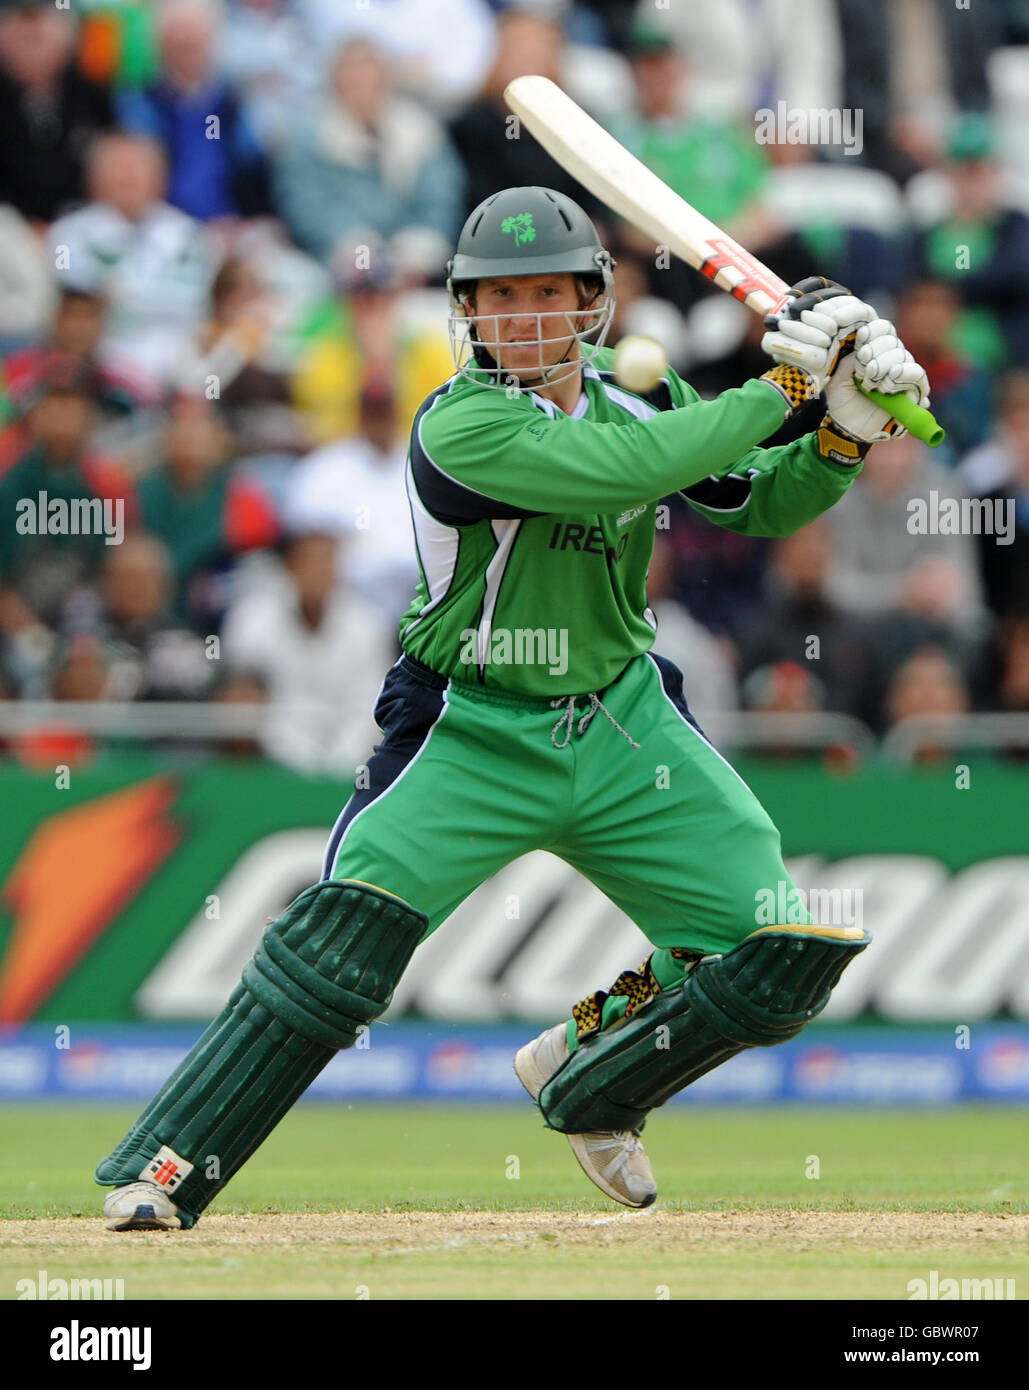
539,926,870,1135
95,880,427,1225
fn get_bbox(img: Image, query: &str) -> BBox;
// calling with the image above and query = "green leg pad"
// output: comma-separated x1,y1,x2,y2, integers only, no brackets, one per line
539,926,870,1135
94,880,427,1226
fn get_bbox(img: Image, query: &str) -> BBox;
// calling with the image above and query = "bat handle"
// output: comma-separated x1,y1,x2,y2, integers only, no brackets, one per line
859,387,945,446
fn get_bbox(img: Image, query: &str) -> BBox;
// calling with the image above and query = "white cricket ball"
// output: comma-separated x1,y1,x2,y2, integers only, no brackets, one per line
612,335,668,393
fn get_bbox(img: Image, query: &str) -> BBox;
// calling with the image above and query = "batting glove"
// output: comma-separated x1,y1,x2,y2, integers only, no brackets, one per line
761,276,877,394
824,318,931,444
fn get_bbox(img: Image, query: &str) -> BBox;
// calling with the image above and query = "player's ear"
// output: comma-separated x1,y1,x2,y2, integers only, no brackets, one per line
576,275,602,308
454,280,476,314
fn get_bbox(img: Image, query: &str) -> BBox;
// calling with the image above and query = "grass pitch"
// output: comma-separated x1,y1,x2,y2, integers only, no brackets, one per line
1,1104,1026,1299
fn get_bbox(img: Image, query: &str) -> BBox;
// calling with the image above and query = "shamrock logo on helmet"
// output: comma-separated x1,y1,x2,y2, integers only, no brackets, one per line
500,213,537,247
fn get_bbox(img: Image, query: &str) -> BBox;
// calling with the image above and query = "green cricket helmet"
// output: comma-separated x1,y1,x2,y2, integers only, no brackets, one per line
446,186,616,390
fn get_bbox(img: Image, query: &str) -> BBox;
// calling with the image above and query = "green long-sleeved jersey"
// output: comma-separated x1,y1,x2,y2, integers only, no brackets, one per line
399,348,861,696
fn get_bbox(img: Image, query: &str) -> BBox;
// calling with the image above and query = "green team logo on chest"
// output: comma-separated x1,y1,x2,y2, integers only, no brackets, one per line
501,213,537,247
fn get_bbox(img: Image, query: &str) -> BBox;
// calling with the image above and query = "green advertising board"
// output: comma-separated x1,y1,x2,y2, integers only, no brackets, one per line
0,755,1026,1023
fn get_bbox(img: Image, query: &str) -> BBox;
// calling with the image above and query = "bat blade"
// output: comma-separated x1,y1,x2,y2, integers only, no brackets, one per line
504,74,945,446
504,74,790,315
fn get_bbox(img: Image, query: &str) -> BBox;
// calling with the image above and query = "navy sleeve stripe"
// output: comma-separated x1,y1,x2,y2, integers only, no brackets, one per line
409,388,545,525
682,468,759,512
592,370,675,414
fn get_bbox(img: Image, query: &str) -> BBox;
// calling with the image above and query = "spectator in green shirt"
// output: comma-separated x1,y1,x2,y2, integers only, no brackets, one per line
914,114,1029,369
0,367,136,691
613,26,772,259
137,397,279,633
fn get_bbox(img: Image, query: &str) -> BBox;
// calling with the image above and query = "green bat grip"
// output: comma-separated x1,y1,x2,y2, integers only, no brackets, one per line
859,387,945,446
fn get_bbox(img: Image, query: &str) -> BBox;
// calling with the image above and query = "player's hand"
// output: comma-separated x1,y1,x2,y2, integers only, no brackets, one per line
767,274,852,327
824,319,931,442
761,277,878,394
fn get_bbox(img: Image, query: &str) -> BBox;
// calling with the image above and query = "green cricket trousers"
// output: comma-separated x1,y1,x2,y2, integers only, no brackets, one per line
323,650,805,1036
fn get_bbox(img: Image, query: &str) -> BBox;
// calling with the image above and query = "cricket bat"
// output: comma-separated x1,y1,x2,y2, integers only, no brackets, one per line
504,75,943,446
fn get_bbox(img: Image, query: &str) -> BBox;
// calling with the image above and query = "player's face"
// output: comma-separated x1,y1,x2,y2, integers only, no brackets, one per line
470,274,589,380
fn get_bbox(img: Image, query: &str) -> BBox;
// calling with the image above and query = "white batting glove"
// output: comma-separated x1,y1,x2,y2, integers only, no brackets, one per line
824,319,931,442
761,294,877,393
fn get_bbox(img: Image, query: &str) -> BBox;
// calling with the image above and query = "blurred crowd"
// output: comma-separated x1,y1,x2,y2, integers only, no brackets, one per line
1,0,1028,771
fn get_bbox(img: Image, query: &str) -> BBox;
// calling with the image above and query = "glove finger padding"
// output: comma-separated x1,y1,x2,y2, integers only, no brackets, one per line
854,317,896,343
877,359,931,406
795,309,841,340
859,342,911,378
853,319,902,373
760,323,832,389
860,345,931,407
805,297,880,337
764,275,850,329
763,292,878,389
825,354,930,443
780,315,836,347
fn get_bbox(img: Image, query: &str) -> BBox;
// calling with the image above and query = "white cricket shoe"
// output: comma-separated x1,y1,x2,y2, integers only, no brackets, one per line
514,1022,658,1209
103,1181,181,1231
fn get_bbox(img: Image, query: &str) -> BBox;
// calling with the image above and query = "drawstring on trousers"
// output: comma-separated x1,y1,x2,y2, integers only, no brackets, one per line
549,693,640,751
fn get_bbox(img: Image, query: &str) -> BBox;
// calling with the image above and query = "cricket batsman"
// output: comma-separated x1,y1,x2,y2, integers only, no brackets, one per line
98,187,929,1228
